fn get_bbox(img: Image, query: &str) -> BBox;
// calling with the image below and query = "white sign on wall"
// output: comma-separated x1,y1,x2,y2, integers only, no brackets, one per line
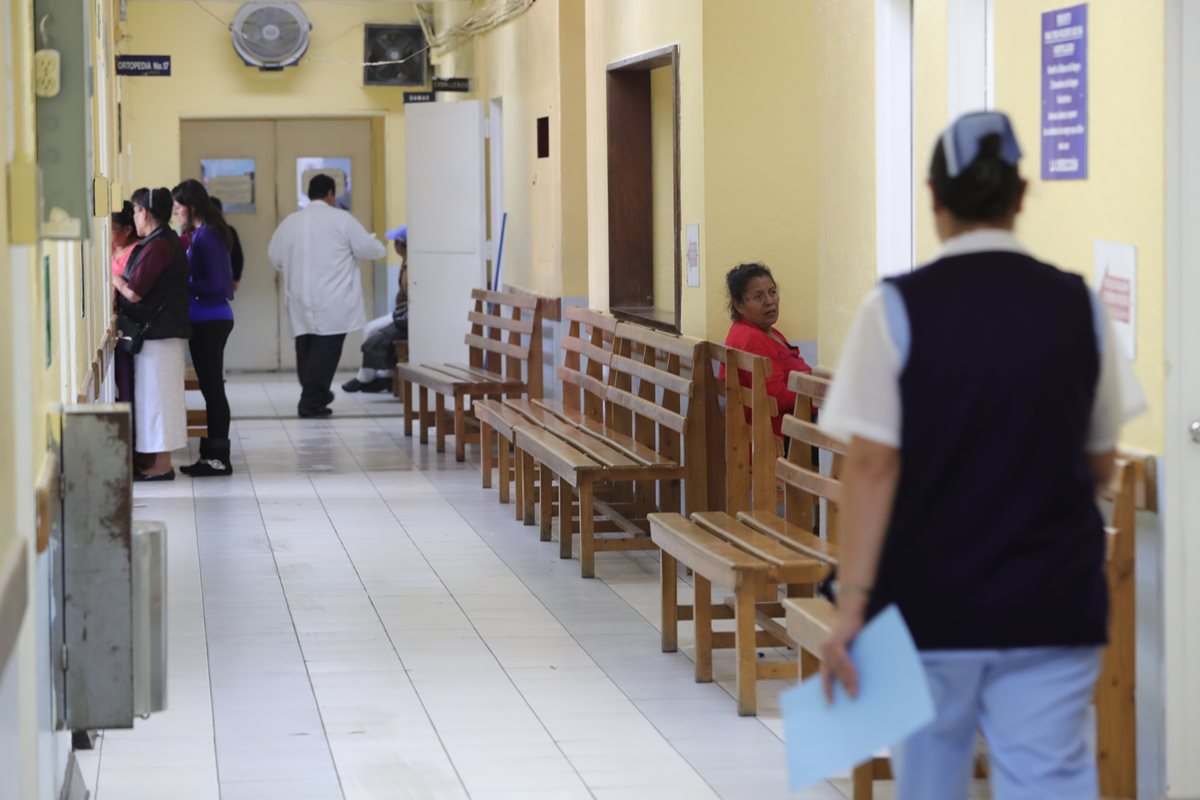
1093,240,1137,359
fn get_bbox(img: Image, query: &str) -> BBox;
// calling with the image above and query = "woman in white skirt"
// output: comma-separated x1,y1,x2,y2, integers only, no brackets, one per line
112,187,192,481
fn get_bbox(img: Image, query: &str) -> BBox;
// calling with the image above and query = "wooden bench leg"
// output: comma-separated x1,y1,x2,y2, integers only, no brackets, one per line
521,450,536,526
852,762,873,800
661,552,678,653
514,446,524,521
539,465,554,542
454,394,467,462
418,387,429,444
694,574,713,683
735,579,757,716
498,438,511,504
559,479,574,559
434,394,447,453
480,421,493,489
402,379,414,436
579,477,595,579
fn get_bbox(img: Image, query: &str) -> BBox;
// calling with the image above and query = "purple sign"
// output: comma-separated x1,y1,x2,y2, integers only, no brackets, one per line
1041,4,1088,180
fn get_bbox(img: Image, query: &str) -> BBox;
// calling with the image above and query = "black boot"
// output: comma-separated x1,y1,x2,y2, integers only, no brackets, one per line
181,438,233,478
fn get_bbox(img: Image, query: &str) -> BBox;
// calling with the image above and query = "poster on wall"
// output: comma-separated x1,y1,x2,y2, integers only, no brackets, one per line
1094,240,1137,359
1042,4,1088,180
200,159,256,215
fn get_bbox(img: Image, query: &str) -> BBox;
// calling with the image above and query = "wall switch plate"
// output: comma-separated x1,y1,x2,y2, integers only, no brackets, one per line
34,49,61,98
686,223,701,287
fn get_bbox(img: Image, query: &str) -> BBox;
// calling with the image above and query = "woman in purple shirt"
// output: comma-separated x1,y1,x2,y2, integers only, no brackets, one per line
172,179,236,477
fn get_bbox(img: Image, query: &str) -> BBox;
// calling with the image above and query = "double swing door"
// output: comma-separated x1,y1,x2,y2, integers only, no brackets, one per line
180,118,377,371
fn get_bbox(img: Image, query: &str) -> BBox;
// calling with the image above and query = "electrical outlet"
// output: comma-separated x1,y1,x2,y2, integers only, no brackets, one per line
34,49,61,98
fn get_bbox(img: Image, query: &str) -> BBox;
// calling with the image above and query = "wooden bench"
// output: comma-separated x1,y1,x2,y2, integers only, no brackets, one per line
395,289,544,462
390,341,409,399
782,454,1152,800
474,306,617,516
511,323,720,578
649,370,834,715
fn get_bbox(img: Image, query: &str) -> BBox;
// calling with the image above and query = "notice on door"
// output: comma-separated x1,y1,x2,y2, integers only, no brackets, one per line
1042,4,1088,180
1094,240,1136,359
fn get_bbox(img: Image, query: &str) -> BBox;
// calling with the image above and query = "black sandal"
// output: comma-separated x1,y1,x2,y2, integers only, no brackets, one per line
134,469,176,482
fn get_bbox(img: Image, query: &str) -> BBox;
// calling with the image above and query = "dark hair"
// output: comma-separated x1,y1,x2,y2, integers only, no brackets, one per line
172,179,233,249
307,174,336,201
726,262,776,321
131,187,173,227
111,200,136,228
209,196,223,212
928,133,1024,222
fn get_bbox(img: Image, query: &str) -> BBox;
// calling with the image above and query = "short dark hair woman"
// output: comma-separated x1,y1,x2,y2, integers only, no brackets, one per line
172,178,236,477
112,187,192,481
722,262,813,438
817,112,1145,798
110,201,142,409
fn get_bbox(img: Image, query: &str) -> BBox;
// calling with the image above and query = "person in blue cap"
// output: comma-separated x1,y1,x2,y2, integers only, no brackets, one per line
816,111,1145,799
343,224,408,393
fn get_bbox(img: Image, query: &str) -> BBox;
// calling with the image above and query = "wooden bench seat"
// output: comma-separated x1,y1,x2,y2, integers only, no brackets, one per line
395,289,544,461
650,368,835,715
184,364,207,438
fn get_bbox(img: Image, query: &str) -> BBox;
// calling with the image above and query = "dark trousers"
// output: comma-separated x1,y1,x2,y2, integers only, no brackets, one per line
361,321,407,371
189,319,235,439
115,346,137,450
295,333,346,413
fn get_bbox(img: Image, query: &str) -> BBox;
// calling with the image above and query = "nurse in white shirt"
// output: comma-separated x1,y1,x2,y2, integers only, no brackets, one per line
817,111,1145,800
268,174,387,417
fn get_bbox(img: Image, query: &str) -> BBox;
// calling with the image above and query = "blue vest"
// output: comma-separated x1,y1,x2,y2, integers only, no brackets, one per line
870,250,1107,650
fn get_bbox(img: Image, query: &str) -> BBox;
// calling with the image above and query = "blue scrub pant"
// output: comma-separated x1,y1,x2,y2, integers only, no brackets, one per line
893,646,1104,800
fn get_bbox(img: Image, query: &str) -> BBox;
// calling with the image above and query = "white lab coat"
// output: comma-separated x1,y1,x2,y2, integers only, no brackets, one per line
268,201,388,337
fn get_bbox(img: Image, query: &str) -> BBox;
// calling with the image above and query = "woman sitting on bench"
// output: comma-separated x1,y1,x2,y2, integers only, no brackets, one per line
722,263,813,438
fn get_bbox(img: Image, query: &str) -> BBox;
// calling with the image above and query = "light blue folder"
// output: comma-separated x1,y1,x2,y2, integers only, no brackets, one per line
781,604,935,789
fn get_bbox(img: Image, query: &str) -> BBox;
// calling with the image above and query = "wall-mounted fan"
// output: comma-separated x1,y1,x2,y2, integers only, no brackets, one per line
231,2,311,71
363,24,427,87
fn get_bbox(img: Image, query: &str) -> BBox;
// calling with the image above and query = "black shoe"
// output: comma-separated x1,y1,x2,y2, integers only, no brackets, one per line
134,469,176,482
360,376,393,394
298,407,333,419
324,389,335,406
342,378,368,393
181,438,233,478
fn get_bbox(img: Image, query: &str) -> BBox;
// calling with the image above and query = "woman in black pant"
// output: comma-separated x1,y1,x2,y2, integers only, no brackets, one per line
172,179,236,477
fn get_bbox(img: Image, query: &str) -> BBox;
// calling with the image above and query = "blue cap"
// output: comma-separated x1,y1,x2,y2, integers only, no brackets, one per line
386,225,407,243
940,111,1022,178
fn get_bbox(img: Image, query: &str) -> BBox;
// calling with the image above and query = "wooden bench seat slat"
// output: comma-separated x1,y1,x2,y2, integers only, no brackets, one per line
474,399,524,437
649,513,769,589
735,510,840,564
692,511,825,573
422,364,524,393
394,363,460,395
467,310,535,334
431,363,524,387
782,597,837,655
781,415,847,455
464,333,530,360
513,423,603,476
610,354,693,397
605,387,688,433
775,459,842,504
529,397,587,427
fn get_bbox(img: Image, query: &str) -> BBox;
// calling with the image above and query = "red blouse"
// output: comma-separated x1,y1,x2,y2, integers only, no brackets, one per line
722,318,813,437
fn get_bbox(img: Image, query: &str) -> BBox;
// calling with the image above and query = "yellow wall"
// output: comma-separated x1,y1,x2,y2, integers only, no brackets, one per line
993,1,1165,451
912,0,948,265
814,0,876,366
702,0,819,343
584,0,706,335
120,1,416,228
651,65,675,316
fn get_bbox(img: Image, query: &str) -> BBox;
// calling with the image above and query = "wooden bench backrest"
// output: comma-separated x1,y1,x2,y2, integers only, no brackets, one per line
789,371,832,422
608,322,709,512
466,288,544,397
722,347,780,516
559,306,618,421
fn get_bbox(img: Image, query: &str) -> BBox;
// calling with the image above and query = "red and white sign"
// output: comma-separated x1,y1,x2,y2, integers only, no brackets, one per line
1093,240,1137,359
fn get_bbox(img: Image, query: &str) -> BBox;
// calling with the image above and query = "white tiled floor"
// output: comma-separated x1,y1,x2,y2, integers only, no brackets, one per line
89,373,925,799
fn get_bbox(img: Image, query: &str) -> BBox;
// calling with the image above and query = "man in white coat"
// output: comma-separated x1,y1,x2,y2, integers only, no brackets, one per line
268,174,388,417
